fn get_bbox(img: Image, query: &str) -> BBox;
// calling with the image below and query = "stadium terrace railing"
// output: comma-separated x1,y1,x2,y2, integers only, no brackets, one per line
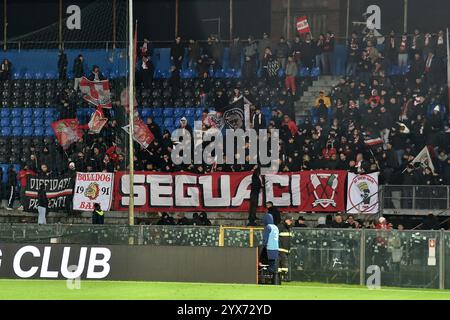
0,224,449,290
380,185,450,216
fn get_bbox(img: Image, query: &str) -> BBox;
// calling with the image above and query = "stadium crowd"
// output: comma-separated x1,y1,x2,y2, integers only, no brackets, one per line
2,29,449,220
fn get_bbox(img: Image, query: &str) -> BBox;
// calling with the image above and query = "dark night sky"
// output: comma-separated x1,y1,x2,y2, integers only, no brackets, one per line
1,0,450,42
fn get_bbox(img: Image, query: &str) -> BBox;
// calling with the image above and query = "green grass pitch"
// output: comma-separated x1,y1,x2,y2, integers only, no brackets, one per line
0,280,450,300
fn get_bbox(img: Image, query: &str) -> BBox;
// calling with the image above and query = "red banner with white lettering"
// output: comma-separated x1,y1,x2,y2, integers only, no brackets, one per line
112,171,347,212
296,16,311,34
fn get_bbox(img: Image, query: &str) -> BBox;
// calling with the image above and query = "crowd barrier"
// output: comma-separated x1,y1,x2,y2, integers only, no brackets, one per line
0,224,449,289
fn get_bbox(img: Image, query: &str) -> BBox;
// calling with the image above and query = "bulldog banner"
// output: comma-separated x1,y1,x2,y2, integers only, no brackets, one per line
73,172,114,211
346,172,380,214
23,174,74,212
113,171,347,212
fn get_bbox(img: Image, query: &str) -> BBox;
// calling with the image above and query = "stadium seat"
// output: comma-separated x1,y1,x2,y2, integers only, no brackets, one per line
45,128,55,136
22,127,33,136
12,127,23,136
0,109,10,118
153,107,163,117
33,109,44,118
11,118,21,127
11,109,22,117
22,109,33,118
33,118,44,127
184,108,195,117
1,127,11,136
299,68,310,77
33,127,44,136
311,67,321,77
174,109,185,117
163,108,174,117
141,108,152,118
163,118,173,128
1,118,10,127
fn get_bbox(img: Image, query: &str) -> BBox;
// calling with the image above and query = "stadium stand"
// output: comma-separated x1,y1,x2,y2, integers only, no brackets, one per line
0,29,448,228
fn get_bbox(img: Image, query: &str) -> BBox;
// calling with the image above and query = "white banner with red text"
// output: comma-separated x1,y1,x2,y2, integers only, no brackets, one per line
73,172,114,211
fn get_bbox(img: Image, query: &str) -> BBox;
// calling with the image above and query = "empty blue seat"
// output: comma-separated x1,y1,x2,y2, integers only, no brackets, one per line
141,108,152,117
187,116,195,124
23,127,33,136
163,118,173,128
299,67,310,77
22,118,32,126
33,109,44,118
184,108,195,117
11,109,22,117
11,118,21,127
195,109,203,117
153,108,163,117
44,118,53,126
44,109,54,118
153,117,163,126
163,108,174,117
1,127,11,136
33,118,44,126
22,109,33,118
45,128,55,136
174,109,185,117
33,127,44,136
1,118,10,127
12,127,22,136
311,67,321,77
0,109,10,118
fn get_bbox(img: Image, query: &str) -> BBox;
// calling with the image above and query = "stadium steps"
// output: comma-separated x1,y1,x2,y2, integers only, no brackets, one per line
295,75,341,122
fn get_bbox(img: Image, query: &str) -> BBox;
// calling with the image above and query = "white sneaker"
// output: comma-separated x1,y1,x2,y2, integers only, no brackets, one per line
18,206,24,211
6,207,13,211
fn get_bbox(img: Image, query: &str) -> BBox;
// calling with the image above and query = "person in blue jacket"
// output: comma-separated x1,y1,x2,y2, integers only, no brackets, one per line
262,213,280,285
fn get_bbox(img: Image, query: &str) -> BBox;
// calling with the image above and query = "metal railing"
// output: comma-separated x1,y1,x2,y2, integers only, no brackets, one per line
381,185,450,215
2,224,450,289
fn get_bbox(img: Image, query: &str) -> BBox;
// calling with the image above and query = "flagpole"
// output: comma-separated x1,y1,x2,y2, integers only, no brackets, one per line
128,0,135,226
447,28,450,119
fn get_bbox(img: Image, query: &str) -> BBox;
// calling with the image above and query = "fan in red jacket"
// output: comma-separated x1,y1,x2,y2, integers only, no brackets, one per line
282,115,298,136
18,165,36,189
18,165,36,211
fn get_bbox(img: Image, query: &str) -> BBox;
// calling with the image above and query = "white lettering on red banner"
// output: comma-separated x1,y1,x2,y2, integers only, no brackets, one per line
113,171,347,212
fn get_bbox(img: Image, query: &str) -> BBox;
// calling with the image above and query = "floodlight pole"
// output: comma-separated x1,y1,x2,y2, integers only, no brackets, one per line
286,0,291,39
128,0,135,226
59,0,63,50
447,28,450,117
229,0,233,41
3,0,7,51
403,0,408,33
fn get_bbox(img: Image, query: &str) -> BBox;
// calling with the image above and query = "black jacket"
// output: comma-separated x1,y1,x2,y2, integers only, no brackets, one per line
73,58,84,78
250,172,262,196
268,206,281,226
278,222,293,252
38,188,48,208
7,169,17,187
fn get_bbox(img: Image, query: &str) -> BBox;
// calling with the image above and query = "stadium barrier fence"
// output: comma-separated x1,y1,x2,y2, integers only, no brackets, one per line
0,224,449,289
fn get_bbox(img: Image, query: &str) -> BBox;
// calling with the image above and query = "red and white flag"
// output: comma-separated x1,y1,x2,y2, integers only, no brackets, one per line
88,110,109,134
80,77,112,109
122,118,155,149
296,16,311,34
364,137,384,147
51,119,83,150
